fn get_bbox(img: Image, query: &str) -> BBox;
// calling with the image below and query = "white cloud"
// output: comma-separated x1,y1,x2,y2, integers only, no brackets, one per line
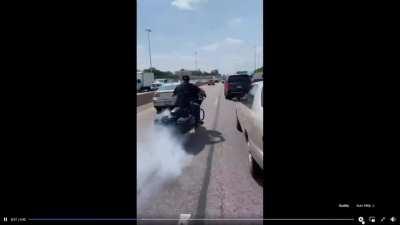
200,42,219,51
171,0,207,10
137,37,260,74
227,17,243,27
183,41,196,48
195,37,254,73
200,37,243,52
225,37,243,45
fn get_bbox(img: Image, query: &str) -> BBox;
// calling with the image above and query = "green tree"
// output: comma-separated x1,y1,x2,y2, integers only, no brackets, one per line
211,69,219,75
142,67,178,80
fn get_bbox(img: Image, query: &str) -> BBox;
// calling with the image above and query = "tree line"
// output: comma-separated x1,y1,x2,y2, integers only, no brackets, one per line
142,68,221,79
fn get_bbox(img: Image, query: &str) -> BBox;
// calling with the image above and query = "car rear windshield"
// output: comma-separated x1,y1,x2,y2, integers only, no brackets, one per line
158,84,177,91
228,75,251,83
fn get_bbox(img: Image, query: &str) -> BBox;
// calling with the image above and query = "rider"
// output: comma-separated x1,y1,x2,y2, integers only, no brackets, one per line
173,75,206,126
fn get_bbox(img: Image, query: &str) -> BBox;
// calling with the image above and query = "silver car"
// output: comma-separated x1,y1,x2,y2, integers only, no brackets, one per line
235,81,263,177
152,83,179,113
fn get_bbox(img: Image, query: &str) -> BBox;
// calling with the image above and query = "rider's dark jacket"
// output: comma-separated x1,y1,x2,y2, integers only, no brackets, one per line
173,82,203,108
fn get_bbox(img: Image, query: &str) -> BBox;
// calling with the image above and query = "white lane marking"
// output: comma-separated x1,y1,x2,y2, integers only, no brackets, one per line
178,214,191,225
214,97,219,106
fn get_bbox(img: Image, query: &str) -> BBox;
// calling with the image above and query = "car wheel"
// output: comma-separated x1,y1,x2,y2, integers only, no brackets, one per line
236,118,243,132
249,153,262,177
225,94,231,100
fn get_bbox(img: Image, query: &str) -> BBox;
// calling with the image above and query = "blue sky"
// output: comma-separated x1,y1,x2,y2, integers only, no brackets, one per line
137,0,263,74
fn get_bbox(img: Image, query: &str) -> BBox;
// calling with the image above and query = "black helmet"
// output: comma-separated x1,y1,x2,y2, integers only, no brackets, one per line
182,75,190,82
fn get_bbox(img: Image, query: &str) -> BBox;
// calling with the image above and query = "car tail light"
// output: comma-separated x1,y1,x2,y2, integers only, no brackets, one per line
154,93,160,97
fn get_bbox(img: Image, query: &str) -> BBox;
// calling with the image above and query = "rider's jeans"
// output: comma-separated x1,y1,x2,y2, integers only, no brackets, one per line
191,103,200,124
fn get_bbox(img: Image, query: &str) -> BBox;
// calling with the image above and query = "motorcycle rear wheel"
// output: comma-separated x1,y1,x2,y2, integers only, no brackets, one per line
200,108,205,121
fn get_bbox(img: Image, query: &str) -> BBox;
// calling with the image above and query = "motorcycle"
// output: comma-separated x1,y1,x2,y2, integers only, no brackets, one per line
154,93,206,133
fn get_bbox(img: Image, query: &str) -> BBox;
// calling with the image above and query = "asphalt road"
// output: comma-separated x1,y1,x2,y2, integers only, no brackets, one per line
137,83,263,225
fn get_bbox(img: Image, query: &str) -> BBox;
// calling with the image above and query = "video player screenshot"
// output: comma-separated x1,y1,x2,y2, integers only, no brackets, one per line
2,0,398,224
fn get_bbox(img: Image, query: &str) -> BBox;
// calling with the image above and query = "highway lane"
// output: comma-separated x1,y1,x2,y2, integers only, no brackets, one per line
137,83,263,225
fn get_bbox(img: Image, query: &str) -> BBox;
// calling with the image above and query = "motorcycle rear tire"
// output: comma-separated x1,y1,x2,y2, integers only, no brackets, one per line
200,108,205,121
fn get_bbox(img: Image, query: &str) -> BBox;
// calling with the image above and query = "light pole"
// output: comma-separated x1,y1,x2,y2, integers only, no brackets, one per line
145,28,152,71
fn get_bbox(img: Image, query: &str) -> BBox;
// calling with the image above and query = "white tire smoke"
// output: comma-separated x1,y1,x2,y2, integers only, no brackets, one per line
137,109,192,210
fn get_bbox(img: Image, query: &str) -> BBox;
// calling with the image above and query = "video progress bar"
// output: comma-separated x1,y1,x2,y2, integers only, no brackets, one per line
29,218,355,221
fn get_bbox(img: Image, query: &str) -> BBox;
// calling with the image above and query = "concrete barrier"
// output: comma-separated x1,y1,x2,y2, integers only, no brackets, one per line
137,91,154,106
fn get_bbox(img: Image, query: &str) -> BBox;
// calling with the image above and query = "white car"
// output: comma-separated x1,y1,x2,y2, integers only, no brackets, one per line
152,83,179,113
235,81,263,176
155,78,168,83
150,82,162,91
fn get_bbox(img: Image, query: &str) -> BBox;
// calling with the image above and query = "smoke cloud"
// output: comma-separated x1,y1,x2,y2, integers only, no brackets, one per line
137,109,192,211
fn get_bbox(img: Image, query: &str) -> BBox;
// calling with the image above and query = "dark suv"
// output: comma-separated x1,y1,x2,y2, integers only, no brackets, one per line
224,75,251,99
